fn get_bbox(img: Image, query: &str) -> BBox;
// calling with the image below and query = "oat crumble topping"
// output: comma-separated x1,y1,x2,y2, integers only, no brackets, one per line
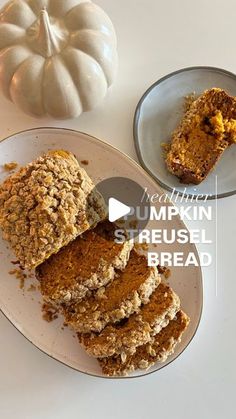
0,150,106,269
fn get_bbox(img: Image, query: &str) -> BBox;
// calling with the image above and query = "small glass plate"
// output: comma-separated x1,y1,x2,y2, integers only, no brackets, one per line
134,66,236,200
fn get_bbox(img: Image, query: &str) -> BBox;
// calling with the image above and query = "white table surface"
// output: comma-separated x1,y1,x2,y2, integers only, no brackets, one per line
0,1,235,418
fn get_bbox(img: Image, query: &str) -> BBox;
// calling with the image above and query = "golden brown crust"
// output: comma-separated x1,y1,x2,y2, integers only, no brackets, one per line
36,221,133,306
0,150,107,269
79,283,180,358
166,88,236,184
63,250,161,333
99,310,190,376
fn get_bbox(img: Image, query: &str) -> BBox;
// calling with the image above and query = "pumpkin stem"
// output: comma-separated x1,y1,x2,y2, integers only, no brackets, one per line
39,8,60,57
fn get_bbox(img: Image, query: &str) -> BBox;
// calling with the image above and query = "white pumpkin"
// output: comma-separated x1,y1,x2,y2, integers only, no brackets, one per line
0,0,118,119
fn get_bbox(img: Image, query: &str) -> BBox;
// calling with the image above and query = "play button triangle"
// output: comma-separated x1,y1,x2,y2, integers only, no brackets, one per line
108,198,131,223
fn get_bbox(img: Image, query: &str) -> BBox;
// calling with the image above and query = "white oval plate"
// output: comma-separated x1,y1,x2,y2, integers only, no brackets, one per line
0,128,202,378
134,66,236,199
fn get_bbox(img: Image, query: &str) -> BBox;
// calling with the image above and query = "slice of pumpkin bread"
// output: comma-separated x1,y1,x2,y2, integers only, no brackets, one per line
166,88,236,184
36,220,133,306
99,310,190,376
79,283,180,358
63,250,161,333
0,150,107,269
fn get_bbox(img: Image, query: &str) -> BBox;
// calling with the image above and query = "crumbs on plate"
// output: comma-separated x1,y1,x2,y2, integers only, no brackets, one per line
9,263,35,290
9,268,27,289
3,162,18,172
160,142,171,158
157,265,171,279
184,92,196,112
42,303,59,323
27,284,36,292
